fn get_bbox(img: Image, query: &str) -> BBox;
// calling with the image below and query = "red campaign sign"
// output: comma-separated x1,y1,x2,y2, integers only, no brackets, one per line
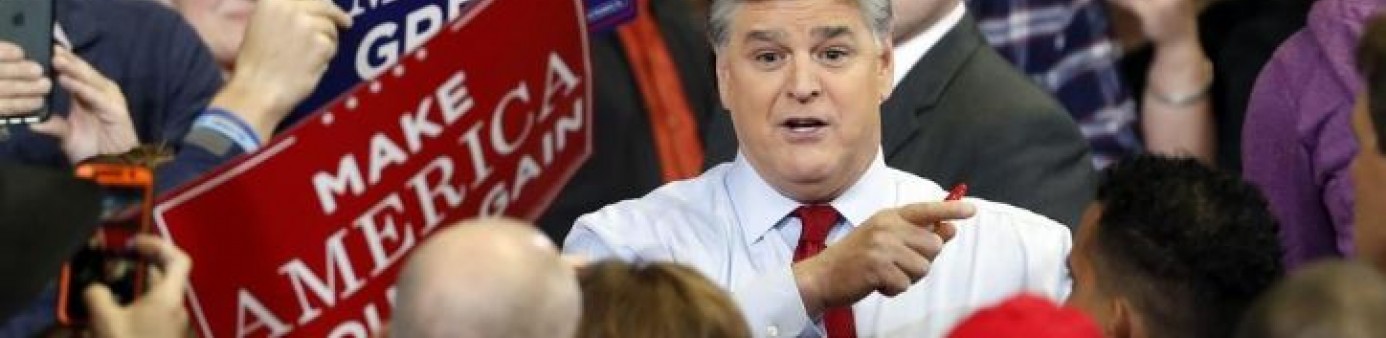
151,0,592,336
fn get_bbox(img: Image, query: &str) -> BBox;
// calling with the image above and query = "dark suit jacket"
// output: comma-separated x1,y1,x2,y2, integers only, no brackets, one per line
705,16,1095,227
882,16,1094,227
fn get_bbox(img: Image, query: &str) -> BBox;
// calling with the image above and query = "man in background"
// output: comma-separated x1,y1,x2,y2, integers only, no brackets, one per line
1067,155,1283,338
1348,13,1386,275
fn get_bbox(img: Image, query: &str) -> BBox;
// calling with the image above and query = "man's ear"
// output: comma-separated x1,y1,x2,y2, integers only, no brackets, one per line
877,38,894,102
715,52,732,112
1108,297,1136,338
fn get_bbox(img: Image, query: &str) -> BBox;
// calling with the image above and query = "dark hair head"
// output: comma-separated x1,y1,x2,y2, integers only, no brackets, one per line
1092,155,1284,338
1357,14,1386,153
577,260,750,338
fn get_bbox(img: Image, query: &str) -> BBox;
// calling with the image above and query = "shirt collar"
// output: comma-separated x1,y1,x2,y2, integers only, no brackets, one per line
829,150,894,229
891,2,967,88
727,149,893,244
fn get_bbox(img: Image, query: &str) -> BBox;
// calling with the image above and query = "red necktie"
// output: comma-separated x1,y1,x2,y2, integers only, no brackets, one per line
794,205,857,338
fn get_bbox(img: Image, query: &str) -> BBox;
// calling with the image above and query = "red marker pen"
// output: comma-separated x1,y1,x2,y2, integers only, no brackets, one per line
934,183,968,242
945,183,968,201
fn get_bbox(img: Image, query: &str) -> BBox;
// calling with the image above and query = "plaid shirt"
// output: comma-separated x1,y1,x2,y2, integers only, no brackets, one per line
966,0,1139,168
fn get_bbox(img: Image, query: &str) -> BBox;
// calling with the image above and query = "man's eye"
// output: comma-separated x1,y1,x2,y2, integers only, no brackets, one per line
819,49,851,64
754,52,783,65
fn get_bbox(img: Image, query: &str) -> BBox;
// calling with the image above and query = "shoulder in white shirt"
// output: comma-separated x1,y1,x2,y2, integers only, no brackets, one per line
564,153,1072,337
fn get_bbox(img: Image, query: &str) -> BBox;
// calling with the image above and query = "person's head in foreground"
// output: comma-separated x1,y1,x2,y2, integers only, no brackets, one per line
1351,14,1386,274
948,293,1101,338
1235,260,1386,338
388,218,581,338
1066,155,1284,338
576,260,751,338
710,0,893,202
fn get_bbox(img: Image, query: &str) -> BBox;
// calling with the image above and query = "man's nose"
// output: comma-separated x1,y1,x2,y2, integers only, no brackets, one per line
785,59,821,104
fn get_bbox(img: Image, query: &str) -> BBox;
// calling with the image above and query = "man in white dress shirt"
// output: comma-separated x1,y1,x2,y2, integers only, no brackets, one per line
563,0,1072,336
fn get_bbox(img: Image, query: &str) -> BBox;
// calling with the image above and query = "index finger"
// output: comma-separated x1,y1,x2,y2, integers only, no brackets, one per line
897,201,976,226
130,235,192,300
52,47,114,92
0,42,23,61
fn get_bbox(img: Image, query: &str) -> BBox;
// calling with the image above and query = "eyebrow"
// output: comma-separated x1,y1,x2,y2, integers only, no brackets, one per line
811,26,854,40
740,26,856,46
744,30,786,44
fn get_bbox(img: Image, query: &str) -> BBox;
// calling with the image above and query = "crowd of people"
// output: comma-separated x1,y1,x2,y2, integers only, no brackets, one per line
2,0,1386,336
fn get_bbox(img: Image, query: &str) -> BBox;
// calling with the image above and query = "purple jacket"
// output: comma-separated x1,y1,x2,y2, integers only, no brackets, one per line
1242,0,1383,270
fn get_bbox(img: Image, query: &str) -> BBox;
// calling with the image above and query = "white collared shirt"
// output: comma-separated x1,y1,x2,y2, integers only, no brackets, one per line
564,151,1072,337
891,2,968,88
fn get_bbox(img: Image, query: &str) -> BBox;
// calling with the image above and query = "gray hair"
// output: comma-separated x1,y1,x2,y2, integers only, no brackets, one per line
708,0,893,50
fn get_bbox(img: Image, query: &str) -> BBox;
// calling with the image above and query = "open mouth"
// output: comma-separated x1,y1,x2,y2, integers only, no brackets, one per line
781,117,828,133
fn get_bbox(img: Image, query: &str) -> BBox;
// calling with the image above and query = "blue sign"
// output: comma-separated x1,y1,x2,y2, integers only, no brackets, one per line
586,0,635,34
282,0,635,128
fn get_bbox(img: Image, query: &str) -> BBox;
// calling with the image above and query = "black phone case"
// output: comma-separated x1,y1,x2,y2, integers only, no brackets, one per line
0,0,52,124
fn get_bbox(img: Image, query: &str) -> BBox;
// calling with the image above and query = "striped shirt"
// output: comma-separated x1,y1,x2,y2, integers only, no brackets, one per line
966,0,1140,168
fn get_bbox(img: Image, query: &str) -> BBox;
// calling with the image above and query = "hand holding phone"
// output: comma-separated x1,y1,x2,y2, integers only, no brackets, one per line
83,235,192,338
0,0,54,124
59,163,153,326
31,47,140,163
0,0,138,161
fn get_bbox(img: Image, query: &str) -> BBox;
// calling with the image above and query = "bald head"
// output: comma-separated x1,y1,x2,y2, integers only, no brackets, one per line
1236,260,1386,338
389,218,581,338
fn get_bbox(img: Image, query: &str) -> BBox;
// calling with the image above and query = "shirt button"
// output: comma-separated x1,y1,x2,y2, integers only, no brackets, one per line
767,325,780,336
1054,35,1067,51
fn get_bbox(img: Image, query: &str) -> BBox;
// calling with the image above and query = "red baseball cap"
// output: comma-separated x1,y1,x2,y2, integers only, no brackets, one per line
948,294,1103,338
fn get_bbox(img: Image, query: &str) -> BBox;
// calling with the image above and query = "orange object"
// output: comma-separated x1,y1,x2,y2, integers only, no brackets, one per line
58,164,153,326
616,0,705,182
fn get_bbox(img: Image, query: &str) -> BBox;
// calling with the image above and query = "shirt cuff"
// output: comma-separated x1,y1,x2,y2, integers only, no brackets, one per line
731,266,819,337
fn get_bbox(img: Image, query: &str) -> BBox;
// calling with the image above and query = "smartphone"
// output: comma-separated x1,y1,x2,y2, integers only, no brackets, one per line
0,0,53,124
57,164,154,326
